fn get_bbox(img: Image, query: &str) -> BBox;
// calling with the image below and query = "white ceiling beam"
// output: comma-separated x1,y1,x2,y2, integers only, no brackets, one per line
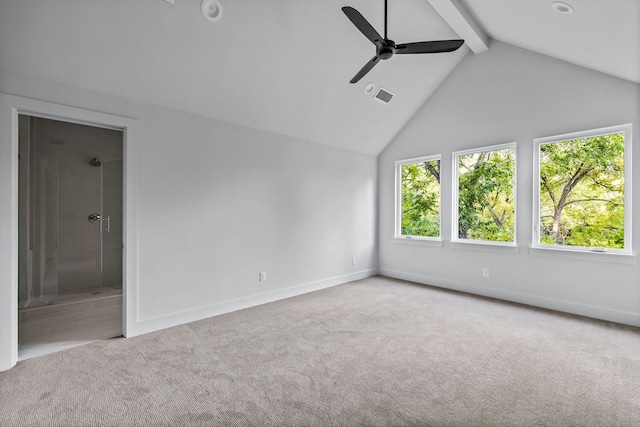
426,0,489,54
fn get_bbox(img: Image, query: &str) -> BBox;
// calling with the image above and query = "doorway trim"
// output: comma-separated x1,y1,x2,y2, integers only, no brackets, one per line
0,94,139,371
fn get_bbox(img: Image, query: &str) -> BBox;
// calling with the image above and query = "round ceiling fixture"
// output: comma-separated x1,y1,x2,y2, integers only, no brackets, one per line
364,82,376,95
551,1,574,14
201,0,223,22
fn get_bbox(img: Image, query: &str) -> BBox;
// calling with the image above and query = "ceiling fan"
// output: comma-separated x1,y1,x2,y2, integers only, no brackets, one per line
342,0,465,84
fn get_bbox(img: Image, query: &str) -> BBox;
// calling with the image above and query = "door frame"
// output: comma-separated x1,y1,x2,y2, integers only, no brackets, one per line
0,94,139,371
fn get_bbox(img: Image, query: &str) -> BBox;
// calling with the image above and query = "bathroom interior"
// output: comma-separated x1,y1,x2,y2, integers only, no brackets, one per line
18,115,124,359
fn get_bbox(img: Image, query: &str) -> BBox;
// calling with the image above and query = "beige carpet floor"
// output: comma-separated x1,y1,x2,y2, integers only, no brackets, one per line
1,275,639,426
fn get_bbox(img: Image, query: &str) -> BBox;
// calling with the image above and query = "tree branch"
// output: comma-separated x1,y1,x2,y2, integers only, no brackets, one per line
540,175,557,208
423,162,440,183
483,195,504,229
564,198,622,206
585,175,622,192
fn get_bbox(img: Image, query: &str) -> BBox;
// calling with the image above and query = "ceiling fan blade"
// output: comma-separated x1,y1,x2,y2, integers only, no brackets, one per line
395,39,464,54
342,7,384,47
350,56,380,84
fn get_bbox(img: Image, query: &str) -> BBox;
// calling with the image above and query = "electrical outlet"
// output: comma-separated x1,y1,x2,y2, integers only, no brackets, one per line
352,257,357,265
259,272,266,282
482,268,489,278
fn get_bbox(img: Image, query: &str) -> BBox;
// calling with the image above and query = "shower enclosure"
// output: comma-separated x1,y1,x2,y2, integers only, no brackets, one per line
18,115,123,356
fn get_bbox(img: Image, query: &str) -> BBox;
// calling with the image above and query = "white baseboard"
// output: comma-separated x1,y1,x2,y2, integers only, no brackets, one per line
130,269,378,337
380,268,640,327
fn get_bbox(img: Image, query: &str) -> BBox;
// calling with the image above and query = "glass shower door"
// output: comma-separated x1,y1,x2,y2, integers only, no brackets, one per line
18,115,123,308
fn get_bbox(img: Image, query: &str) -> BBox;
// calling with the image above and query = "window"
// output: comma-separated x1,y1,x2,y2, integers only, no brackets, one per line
453,143,516,245
396,156,441,239
534,124,631,254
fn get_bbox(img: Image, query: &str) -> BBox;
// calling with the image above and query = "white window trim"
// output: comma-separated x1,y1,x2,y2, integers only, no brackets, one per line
394,154,442,242
532,124,632,256
452,142,518,247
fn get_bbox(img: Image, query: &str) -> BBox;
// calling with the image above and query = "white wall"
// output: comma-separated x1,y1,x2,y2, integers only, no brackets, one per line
379,41,640,326
0,71,378,371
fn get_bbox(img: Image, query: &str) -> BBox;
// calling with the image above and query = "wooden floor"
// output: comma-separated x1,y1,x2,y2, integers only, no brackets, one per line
18,290,122,359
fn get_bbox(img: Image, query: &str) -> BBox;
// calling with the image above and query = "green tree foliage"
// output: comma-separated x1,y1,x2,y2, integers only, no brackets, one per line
401,160,440,237
539,133,624,248
457,148,515,242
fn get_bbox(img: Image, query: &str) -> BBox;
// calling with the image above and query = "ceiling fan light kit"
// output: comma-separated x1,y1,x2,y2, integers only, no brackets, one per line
201,0,223,22
342,0,465,84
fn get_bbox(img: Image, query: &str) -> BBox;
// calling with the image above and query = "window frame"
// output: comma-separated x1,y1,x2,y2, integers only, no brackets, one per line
394,154,442,242
452,142,518,247
532,124,632,255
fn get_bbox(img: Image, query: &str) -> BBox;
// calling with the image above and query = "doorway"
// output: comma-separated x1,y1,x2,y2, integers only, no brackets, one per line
18,115,123,359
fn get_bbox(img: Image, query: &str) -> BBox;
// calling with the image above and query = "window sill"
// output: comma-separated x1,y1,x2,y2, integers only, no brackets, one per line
393,237,443,247
529,246,636,265
449,240,521,254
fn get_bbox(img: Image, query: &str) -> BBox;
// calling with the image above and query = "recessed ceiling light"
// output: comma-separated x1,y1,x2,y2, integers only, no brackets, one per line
364,82,376,95
201,0,223,22
551,2,574,14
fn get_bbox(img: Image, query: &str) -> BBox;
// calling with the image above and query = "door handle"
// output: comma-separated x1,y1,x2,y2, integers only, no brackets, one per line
89,213,109,233
101,216,110,233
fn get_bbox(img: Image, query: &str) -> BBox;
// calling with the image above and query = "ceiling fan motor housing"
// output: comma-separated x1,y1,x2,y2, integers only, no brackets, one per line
378,40,395,60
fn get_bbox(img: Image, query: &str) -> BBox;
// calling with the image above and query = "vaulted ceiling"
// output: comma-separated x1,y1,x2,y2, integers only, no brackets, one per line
0,0,637,155
460,0,640,85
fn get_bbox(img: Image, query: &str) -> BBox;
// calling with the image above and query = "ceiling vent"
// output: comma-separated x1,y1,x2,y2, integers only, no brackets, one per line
374,87,394,104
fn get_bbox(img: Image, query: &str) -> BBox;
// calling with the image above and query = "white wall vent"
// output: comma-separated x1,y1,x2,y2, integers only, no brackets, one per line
374,87,394,104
